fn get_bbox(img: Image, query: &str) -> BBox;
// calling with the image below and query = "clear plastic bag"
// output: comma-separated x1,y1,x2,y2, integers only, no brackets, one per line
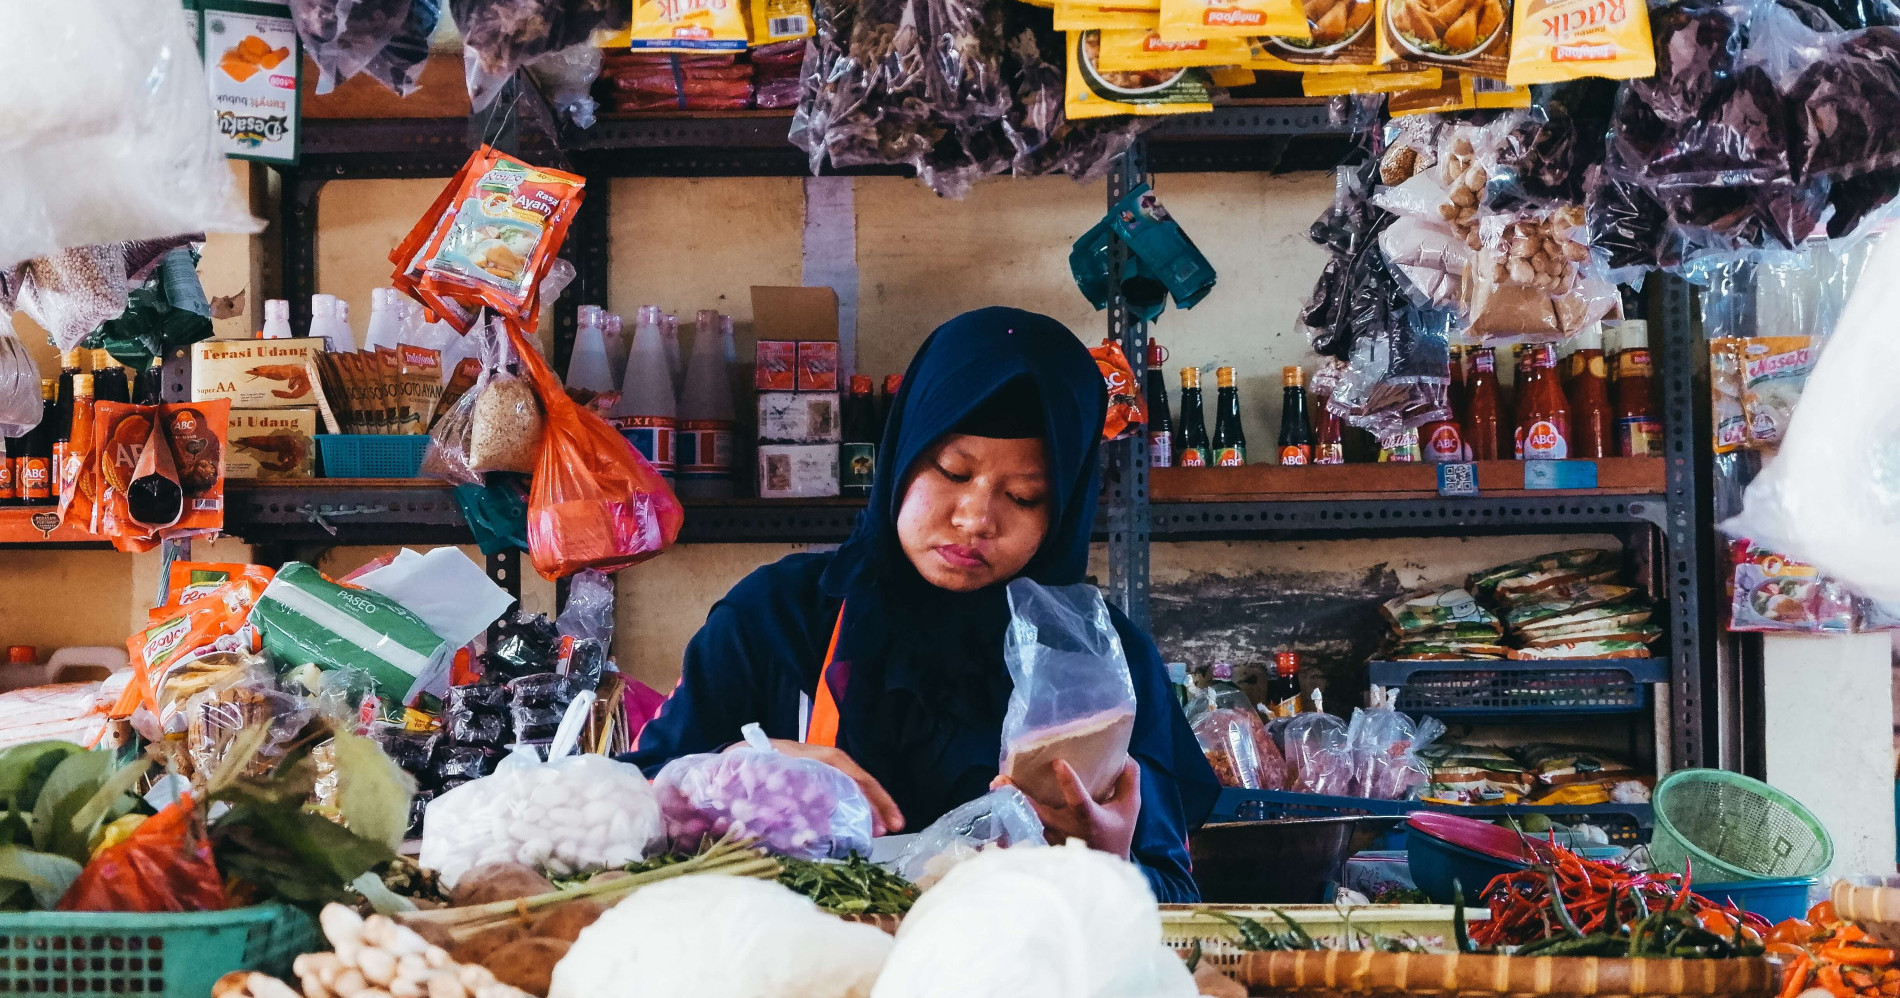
1345,708,1443,801
1281,712,1352,796
289,0,416,95
0,312,43,437
527,43,604,129
1191,707,1286,791
450,0,620,110
362,0,442,96
1328,303,1452,439
1466,207,1620,343
419,694,664,890
998,579,1138,805
652,723,874,860
892,787,1045,888
469,322,544,475
1478,105,1588,210
420,387,481,485
16,246,129,351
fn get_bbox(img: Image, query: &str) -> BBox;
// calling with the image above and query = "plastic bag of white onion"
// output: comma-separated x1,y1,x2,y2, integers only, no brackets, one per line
419,746,665,891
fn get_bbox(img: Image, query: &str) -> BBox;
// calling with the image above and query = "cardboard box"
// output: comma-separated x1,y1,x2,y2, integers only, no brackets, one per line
797,341,840,392
192,337,325,408
225,407,318,478
758,444,839,499
758,392,840,444
755,340,798,391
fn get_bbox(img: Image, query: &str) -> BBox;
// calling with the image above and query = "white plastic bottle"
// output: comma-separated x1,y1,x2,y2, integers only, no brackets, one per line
661,313,684,397
677,310,736,498
609,305,677,480
602,312,627,390
310,294,355,353
566,305,617,396
363,289,402,352
260,299,293,339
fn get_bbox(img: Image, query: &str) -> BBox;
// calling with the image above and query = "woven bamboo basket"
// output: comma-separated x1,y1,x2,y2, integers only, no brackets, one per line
1234,950,1776,998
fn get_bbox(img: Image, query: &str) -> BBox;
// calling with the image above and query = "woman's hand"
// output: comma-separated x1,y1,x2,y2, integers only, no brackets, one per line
729,739,907,835
993,758,1141,859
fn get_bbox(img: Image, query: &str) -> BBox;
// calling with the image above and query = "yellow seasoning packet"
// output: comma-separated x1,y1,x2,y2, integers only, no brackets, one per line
1053,3,1161,30
1375,0,1510,78
1157,0,1308,41
745,0,813,44
1504,0,1654,84
1387,71,1473,115
1301,65,1441,93
1470,73,1531,105
1208,65,1257,85
1065,30,1217,118
1246,0,1376,68
1095,28,1251,69
630,0,751,52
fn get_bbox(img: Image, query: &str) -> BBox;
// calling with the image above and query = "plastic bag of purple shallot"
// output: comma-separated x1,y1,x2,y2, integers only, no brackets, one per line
652,723,874,860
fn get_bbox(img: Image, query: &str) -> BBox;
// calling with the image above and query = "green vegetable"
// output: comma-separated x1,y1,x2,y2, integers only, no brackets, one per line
775,855,919,915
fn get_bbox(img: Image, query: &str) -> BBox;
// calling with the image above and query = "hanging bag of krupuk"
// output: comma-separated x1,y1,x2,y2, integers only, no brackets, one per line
1246,0,1376,69
503,319,684,579
631,0,751,51
1376,0,1510,79
1158,0,1307,39
413,149,586,331
1503,0,1652,84
1094,28,1250,69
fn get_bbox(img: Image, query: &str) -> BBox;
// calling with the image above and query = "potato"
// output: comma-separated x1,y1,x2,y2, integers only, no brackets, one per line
527,900,605,942
482,938,570,998
451,924,526,966
450,863,557,907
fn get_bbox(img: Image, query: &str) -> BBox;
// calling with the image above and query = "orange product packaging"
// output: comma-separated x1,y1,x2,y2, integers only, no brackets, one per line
502,319,685,580
412,149,586,332
1302,65,1441,93
1246,0,1377,68
1091,339,1146,440
1158,0,1308,40
1376,0,1510,78
91,400,232,552
162,562,276,610
1503,0,1652,84
1094,28,1252,68
119,577,266,722
60,796,227,913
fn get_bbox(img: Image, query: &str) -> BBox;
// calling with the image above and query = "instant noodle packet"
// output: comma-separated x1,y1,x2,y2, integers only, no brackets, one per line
1739,336,1815,449
1095,27,1251,68
632,0,752,51
1376,0,1510,78
1503,0,1653,85
745,0,814,44
1302,66,1441,94
1709,337,1748,454
412,148,586,331
1158,0,1307,40
1065,31,1217,117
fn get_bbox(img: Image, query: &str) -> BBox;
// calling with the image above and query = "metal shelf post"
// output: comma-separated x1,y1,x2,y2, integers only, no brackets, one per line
1104,143,1152,631
1656,272,1715,770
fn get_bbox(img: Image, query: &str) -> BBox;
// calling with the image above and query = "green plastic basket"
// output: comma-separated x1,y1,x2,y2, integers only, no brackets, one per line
0,903,318,998
1649,769,1834,881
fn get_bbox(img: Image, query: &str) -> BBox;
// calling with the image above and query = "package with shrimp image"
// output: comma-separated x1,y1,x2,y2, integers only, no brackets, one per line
225,408,317,478
1375,0,1510,78
190,337,325,408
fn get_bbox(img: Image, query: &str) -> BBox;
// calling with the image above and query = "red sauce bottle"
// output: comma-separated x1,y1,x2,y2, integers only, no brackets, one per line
1421,345,1467,463
1612,320,1663,457
1462,348,1505,461
1516,344,1571,461
1565,324,1612,459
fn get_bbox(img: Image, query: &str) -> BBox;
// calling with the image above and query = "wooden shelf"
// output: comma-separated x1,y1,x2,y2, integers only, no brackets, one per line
1152,457,1666,503
0,506,111,547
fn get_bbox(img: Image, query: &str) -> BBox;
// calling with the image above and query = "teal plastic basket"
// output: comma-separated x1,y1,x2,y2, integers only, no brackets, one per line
317,435,429,478
1649,769,1834,880
0,903,317,998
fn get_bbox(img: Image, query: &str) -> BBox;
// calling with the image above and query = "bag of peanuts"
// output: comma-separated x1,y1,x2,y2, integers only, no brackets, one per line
1465,206,1619,340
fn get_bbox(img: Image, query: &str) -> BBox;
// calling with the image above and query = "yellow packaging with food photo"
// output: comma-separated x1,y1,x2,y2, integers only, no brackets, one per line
225,408,317,479
1158,0,1308,41
630,0,751,52
1376,0,1509,78
1053,3,1160,30
1301,65,1440,94
1096,28,1251,69
1471,74,1532,105
1248,0,1376,67
1066,30,1217,117
1388,71,1473,115
1208,65,1257,85
745,0,813,44
1504,0,1653,84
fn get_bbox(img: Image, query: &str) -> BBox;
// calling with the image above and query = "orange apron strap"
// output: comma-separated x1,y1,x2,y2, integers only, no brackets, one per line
804,603,846,748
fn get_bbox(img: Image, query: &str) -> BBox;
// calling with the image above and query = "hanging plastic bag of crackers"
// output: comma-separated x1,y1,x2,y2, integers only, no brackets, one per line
503,320,684,579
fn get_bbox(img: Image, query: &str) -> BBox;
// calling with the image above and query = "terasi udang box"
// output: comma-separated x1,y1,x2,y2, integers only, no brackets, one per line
191,337,325,408
225,407,317,478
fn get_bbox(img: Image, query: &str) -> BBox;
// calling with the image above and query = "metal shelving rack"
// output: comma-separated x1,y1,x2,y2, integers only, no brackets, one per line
226,101,1719,768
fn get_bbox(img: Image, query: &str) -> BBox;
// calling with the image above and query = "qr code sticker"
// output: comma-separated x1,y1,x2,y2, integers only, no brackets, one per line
1438,462,1479,496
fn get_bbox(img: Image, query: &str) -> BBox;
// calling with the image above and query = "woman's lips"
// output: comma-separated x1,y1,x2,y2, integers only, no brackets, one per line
935,544,988,569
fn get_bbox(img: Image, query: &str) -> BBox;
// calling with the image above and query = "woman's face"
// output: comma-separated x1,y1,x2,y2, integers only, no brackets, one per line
897,433,1052,592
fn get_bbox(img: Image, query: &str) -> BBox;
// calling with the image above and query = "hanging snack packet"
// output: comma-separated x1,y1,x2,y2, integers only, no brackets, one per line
1376,0,1509,79
1739,336,1815,449
412,148,586,329
1065,32,1216,118
1091,339,1146,440
163,401,230,534
1302,66,1441,94
1247,0,1377,68
1470,74,1530,106
1157,0,1306,38
1710,338,1748,454
631,0,750,51
1388,72,1475,115
1095,28,1250,68
391,153,485,333
744,0,813,44
1053,4,1161,30
1503,0,1652,85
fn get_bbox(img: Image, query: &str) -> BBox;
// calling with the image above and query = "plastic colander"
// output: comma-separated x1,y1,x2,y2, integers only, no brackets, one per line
1649,769,1833,880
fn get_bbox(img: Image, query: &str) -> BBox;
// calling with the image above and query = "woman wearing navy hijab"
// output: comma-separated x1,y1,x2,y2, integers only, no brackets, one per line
628,307,1218,901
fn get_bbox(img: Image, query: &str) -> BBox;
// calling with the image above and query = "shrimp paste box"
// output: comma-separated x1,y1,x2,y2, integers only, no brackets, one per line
226,408,317,479
192,338,325,408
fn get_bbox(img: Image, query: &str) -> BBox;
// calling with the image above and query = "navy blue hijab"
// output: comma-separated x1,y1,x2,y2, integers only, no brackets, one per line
630,307,1216,901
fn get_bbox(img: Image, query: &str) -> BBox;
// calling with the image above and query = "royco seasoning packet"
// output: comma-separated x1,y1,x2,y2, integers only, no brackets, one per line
192,337,325,408
1504,0,1653,84
1158,0,1307,39
1065,31,1216,118
226,407,317,478
251,561,450,706
631,0,752,51
1376,0,1510,79
1095,27,1251,69
416,149,586,326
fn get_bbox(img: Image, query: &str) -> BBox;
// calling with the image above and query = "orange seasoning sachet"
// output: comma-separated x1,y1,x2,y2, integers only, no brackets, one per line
412,148,586,332
1504,0,1653,84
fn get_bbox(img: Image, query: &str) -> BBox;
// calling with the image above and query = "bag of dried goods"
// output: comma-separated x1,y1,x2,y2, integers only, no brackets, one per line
1346,708,1442,800
1281,712,1353,795
1382,586,1502,635
1467,548,1621,604
1466,206,1617,342
450,0,619,109
870,840,1197,998
16,246,129,352
420,720,664,890
550,875,893,998
653,723,874,860
998,579,1139,804
289,0,423,94
892,787,1046,888
468,323,544,475
1191,707,1286,790
1419,740,1531,800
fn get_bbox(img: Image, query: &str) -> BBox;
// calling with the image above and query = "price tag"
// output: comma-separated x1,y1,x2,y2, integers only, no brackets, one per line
1436,462,1480,497
1524,460,1600,490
